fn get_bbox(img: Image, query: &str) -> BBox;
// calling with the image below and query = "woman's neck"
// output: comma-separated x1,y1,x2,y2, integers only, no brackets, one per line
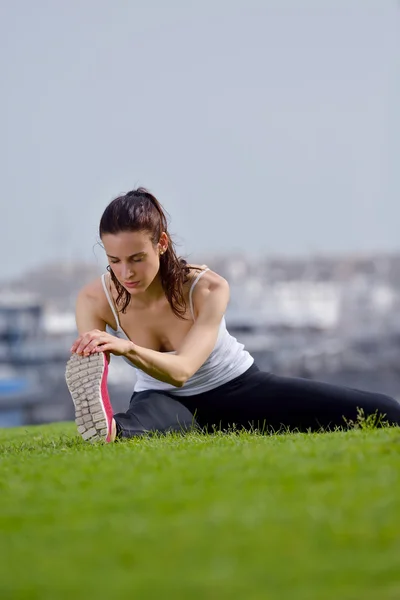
126,273,167,309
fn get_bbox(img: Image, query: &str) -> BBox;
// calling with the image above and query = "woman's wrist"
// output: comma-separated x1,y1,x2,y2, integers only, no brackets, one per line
124,340,137,357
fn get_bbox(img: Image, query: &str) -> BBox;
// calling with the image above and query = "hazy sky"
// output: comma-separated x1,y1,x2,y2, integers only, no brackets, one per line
1,0,399,280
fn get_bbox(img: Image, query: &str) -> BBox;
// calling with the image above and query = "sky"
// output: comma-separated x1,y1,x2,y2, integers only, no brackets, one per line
1,0,399,280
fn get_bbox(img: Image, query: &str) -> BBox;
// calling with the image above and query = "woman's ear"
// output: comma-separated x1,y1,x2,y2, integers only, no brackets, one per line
158,231,169,254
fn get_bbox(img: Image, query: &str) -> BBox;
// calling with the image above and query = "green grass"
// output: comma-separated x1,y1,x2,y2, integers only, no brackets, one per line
1,423,400,600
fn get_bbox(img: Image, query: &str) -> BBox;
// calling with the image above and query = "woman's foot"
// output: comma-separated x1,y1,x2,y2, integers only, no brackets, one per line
65,352,115,442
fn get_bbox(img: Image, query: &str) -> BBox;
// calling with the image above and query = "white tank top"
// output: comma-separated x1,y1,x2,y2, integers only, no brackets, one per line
101,270,254,396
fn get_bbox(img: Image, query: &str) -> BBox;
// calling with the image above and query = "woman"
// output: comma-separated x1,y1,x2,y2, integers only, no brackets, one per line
66,188,400,442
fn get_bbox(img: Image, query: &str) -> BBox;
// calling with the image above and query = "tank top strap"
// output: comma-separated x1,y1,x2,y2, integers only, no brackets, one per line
189,267,210,321
101,273,121,330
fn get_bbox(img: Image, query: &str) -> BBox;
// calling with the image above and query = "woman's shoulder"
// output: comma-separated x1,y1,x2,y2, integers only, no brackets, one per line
185,265,229,319
76,275,109,311
186,264,228,292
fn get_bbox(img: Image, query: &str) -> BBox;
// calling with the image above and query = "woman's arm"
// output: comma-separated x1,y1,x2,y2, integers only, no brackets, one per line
121,272,230,386
72,272,230,387
75,286,107,334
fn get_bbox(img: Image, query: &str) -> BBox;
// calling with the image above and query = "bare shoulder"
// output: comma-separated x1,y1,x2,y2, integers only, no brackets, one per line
187,266,229,318
76,277,109,312
187,265,229,292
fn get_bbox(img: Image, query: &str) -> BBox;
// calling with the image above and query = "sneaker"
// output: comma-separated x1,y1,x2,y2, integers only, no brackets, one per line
65,352,114,442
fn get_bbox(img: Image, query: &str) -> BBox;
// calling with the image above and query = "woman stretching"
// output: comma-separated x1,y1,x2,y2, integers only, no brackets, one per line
66,188,400,442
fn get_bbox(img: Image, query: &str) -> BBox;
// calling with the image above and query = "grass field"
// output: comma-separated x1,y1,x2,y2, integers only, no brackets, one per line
1,422,400,600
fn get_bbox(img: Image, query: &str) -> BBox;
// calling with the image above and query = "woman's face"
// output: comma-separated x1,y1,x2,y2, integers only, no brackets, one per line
102,230,167,294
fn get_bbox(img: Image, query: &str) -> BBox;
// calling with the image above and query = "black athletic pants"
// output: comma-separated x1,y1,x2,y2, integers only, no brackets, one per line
113,364,400,438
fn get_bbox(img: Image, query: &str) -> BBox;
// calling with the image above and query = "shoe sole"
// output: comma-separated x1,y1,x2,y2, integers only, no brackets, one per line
65,352,113,442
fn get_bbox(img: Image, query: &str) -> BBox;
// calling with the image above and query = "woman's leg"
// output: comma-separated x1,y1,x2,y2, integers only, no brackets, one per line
180,365,400,433
113,389,199,439
66,352,197,442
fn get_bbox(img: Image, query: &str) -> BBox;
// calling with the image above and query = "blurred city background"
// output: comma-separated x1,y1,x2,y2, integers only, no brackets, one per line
1,0,399,427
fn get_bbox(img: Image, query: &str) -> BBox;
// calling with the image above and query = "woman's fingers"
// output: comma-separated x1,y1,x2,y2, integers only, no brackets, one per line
70,331,118,357
75,338,91,355
70,337,82,352
97,343,111,352
71,330,103,355
82,336,106,356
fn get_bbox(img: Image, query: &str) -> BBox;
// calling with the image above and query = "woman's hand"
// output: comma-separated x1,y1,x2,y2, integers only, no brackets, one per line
70,329,132,357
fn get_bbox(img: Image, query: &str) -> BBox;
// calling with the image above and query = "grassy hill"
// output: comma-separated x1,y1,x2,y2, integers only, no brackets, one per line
1,423,400,599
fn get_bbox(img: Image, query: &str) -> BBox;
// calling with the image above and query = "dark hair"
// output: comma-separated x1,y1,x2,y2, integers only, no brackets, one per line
99,188,192,319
